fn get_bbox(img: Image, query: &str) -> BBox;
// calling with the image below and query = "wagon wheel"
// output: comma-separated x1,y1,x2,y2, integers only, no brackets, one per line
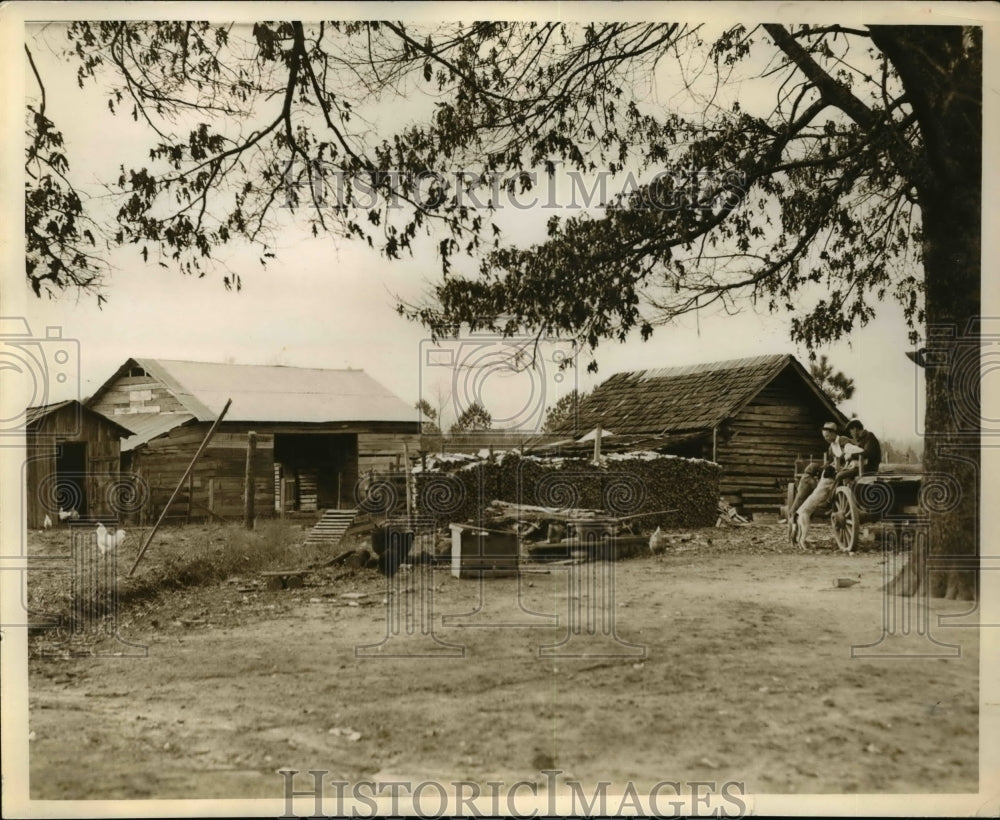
785,482,798,544
830,485,859,552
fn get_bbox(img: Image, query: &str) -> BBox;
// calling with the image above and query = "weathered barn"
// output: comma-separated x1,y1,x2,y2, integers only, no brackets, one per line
554,355,848,517
86,358,420,522
25,400,135,528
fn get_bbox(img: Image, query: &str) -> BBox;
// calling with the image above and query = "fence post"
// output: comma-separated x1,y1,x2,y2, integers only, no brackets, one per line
245,431,257,529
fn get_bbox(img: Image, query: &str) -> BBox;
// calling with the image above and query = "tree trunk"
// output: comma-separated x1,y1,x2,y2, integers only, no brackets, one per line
874,27,981,601
904,210,980,602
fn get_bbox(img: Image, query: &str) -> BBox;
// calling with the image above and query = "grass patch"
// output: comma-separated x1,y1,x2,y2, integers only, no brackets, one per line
26,519,337,646
119,519,329,604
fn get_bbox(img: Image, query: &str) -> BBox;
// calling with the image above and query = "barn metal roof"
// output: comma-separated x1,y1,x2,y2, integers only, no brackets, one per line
93,358,416,424
557,354,846,436
118,412,197,452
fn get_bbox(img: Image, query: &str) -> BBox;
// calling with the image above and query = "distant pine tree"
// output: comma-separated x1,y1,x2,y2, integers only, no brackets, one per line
808,355,856,405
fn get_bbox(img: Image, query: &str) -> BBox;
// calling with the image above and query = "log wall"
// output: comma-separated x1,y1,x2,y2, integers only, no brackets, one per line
714,370,835,515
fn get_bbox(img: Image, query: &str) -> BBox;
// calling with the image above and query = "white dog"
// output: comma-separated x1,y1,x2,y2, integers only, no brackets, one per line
795,466,836,549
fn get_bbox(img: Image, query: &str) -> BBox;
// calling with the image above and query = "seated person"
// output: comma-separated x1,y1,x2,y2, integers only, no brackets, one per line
796,465,837,549
835,418,882,483
821,421,851,471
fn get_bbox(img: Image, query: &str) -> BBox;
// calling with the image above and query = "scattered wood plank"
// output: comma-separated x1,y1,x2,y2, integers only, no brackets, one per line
485,500,605,524
716,499,750,527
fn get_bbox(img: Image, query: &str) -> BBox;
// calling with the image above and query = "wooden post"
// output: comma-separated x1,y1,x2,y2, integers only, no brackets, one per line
403,443,413,520
593,424,602,462
244,431,257,529
128,398,232,577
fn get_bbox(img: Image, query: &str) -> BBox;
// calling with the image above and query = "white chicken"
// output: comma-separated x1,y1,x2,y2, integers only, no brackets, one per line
649,526,668,557
96,522,127,556
58,508,79,522
43,514,53,529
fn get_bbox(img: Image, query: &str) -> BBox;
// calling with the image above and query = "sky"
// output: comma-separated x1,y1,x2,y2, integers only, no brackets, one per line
16,207,928,445
8,11,970,448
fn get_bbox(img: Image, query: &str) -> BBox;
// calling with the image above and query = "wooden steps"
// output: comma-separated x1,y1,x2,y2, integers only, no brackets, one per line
304,509,358,550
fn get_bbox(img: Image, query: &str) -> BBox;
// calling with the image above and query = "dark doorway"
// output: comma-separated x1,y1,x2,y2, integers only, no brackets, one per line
273,434,358,511
55,441,88,517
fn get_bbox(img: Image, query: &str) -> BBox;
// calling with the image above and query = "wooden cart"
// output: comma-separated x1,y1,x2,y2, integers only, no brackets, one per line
785,460,923,552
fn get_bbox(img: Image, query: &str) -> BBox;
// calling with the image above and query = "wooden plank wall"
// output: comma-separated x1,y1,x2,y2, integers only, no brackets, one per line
357,432,420,474
715,372,833,515
131,424,274,523
24,445,55,530
89,373,188,417
25,405,124,528
133,426,420,521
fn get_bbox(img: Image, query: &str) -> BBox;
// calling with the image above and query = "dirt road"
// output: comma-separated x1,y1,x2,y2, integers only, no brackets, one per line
27,524,979,800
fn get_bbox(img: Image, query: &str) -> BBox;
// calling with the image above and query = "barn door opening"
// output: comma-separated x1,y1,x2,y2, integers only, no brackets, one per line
55,441,87,517
273,434,358,512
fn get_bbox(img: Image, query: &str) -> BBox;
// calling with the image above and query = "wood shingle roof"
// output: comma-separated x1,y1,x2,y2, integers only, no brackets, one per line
561,354,844,436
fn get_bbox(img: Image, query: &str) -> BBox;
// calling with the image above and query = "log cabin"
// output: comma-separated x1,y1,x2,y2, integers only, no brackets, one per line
86,358,420,523
25,400,135,528
548,354,849,517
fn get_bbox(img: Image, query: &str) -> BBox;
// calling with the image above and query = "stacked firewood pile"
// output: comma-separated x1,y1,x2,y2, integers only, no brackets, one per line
414,451,721,530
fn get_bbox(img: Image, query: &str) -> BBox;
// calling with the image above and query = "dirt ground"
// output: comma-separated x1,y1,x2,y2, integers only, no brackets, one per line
25,520,979,801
